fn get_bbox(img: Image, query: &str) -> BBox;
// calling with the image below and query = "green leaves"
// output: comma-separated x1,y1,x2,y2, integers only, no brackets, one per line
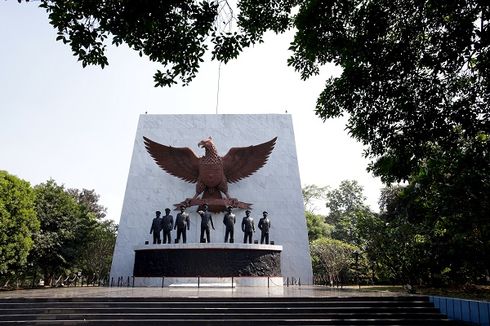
29,180,115,285
303,182,377,284
78,219,117,277
0,171,39,275
296,0,489,183
305,211,332,242
37,0,261,86
310,237,358,285
0,170,116,285
30,180,82,276
302,184,328,212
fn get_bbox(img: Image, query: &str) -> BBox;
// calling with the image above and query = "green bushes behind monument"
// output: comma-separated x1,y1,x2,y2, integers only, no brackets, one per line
305,179,490,288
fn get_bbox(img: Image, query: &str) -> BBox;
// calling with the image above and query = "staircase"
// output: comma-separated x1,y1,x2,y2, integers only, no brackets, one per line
0,295,460,325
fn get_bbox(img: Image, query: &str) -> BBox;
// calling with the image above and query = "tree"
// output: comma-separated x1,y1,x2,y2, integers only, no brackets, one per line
30,180,94,285
68,188,107,220
310,238,357,286
325,181,366,224
374,167,490,285
302,184,328,213
356,202,430,285
305,211,332,242
0,171,39,276
23,0,244,87
289,1,489,262
324,180,375,246
78,219,117,281
407,137,489,284
291,0,489,181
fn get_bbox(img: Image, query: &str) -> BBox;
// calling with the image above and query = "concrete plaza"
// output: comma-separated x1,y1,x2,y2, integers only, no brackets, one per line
0,285,403,299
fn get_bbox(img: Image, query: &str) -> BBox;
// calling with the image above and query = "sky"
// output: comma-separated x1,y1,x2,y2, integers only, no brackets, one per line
0,2,384,221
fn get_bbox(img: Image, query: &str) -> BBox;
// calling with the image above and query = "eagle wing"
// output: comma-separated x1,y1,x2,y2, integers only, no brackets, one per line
143,136,200,183
222,137,277,184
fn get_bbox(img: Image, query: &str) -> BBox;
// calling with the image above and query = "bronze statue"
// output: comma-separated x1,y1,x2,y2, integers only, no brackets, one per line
241,210,255,244
174,205,190,243
223,206,236,243
258,211,271,244
143,136,277,212
149,210,162,244
198,204,215,243
161,208,174,244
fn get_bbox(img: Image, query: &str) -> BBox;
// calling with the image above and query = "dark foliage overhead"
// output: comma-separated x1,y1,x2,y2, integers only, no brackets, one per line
28,1,488,179
295,0,489,182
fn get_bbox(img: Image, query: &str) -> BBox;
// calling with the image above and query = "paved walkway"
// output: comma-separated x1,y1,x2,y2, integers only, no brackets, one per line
0,286,405,299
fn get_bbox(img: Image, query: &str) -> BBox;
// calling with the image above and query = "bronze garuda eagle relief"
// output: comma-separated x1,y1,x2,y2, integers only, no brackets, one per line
143,136,277,212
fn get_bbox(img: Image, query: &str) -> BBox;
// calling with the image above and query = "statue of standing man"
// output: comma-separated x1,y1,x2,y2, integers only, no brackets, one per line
174,205,190,243
258,211,271,244
223,206,236,243
161,208,174,244
241,210,255,244
198,204,215,243
150,210,162,244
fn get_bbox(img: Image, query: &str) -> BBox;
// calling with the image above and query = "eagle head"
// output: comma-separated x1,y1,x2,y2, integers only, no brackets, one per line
198,137,214,149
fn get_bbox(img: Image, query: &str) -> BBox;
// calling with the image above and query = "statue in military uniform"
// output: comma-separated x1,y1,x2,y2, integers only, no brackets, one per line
223,206,236,243
161,208,174,244
198,204,215,243
174,205,190,243
241,210,255,244
258,211,271,244
149,210,162,244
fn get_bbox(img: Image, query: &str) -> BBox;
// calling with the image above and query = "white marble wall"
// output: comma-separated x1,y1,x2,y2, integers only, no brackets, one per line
110,114,313,284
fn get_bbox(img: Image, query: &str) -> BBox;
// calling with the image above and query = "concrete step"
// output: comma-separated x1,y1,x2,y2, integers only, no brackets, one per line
0,312,449,320
0,299,435,308
0,306,442,314
0,296,459,325
0,295,432,302
0,318,458,325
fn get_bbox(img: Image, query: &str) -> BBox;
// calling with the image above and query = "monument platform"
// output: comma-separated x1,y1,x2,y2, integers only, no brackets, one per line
133,243,282,287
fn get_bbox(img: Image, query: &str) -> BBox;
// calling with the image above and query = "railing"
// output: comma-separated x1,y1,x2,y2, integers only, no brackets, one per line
1,274,110,289
109,275,298,288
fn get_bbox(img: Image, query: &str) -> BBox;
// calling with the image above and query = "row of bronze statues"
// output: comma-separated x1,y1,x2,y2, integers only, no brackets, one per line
150,204,272,245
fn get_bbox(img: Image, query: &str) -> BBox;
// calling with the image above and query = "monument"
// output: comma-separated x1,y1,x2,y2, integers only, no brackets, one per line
110,114,313,286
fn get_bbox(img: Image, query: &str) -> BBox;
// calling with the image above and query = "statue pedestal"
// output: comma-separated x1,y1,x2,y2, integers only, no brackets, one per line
133,243,282,285
132,243,283,287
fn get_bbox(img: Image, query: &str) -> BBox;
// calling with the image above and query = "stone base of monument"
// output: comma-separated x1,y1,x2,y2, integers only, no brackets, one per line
132,243,282,287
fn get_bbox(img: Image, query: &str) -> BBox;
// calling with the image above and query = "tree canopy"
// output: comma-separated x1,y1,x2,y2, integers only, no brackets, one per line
294,0,489,182
305,211,332,242
323,180,375,245
0,171,39,275
78,219,117,279
310,237,358,286
302,184,328,213
31,180,87,284
27,180,115,286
